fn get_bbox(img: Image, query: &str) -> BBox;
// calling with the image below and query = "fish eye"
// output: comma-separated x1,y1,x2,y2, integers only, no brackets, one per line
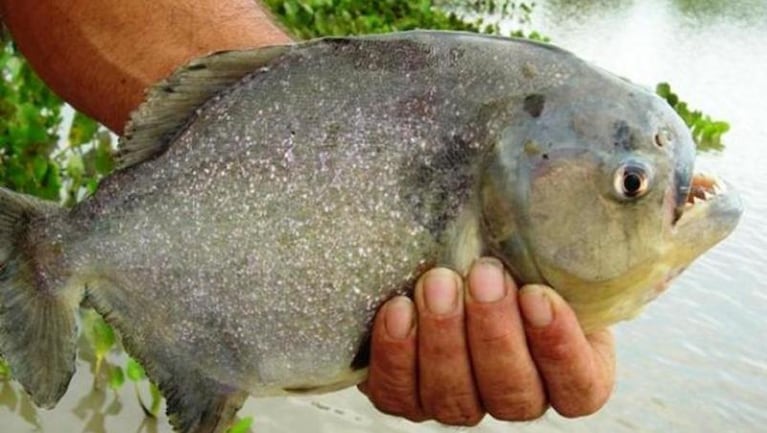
614,165,650,199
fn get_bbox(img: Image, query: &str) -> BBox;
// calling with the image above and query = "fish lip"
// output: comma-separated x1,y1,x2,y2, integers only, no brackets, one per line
672,173,743,227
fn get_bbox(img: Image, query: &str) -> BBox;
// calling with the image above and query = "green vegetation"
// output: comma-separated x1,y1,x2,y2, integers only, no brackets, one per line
264,0,477,38
265,0,548,41
0,39,64,201
0,1,730,430
0,34,115,206
656,82,729,152
228,417,255,433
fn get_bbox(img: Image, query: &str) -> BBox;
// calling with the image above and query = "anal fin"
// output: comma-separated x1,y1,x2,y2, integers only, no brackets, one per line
164,376,248,433
84,280,249,433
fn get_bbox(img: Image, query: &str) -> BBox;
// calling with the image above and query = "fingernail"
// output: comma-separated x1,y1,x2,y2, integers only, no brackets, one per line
423,269,458,315
469,257,506,303
519,285,553,328
385,297,414,340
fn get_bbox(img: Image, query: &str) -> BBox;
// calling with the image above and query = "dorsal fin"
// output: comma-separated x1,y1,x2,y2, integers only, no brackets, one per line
117,46,290,169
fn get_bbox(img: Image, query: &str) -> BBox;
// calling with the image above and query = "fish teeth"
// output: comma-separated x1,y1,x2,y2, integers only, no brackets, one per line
704,191,714,200
693,196,705,205
714,181,727,194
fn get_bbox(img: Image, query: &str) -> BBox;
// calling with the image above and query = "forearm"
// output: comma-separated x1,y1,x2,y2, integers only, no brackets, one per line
0,0,292,133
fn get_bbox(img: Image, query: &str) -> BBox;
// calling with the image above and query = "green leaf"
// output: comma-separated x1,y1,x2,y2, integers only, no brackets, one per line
108,365,126,389
94,131,115,175
66,153,84,180
68,112,100,147
655,81,729,152
0,357,9,378
32,157,48,182
135,380,164,418
284,1,299,19
148,382,162,416
227,417,254,433
82,310,116,361
126,358,147,382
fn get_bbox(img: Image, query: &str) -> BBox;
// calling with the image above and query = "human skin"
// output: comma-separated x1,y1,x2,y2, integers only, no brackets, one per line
0,0,615,424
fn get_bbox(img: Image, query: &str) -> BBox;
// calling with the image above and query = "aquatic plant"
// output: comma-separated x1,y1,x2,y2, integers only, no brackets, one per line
656,82,729,152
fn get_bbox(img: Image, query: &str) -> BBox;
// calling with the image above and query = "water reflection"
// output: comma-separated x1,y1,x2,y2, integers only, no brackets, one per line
543,0,636,17
542,0,767,24
1,380,40,429
670,0,767,23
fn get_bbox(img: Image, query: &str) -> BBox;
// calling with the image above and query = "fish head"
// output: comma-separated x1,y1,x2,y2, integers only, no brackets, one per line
479,72,742,331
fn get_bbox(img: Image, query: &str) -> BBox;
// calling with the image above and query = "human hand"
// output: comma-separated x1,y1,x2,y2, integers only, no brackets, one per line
358,257,615,425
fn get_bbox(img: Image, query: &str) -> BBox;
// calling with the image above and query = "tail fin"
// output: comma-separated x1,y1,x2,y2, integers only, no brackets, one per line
0,188,81,408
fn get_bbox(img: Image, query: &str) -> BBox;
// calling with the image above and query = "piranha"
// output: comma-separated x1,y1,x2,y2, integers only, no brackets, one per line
0,31,742,432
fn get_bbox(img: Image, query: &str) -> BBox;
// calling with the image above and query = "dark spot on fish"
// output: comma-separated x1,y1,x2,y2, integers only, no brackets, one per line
447,47,465,67
522,62,538,79
613,120,637,150
403,133,476,236
542,153,549,160
186,63,208,71
523,94,546,118
163,86,175,94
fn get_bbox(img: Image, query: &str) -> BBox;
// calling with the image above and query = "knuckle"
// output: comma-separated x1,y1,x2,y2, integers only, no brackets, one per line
371,371,414,399
482,381,548,421
369,388,420,419
426,391,484,426
475,327,517,346
537,339,574,363
553,384,610,418
487,394,548,421
434,410,485,427
375,356,412,379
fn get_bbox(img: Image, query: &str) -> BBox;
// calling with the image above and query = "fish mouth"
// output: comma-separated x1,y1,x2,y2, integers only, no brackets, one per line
673,172,741,226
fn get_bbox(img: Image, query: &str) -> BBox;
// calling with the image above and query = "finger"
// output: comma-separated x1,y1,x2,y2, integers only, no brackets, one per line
415,268,484,426
465,258,548,421
519,285,616,418
360,296,427,422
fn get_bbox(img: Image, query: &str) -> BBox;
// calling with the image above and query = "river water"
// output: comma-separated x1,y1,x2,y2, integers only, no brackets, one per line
2,0,765,432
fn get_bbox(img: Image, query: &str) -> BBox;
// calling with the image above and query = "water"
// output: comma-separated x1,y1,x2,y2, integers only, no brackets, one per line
2,1,766,432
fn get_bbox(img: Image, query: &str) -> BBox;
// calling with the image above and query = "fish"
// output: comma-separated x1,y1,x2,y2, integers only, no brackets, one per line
0,31,742,433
